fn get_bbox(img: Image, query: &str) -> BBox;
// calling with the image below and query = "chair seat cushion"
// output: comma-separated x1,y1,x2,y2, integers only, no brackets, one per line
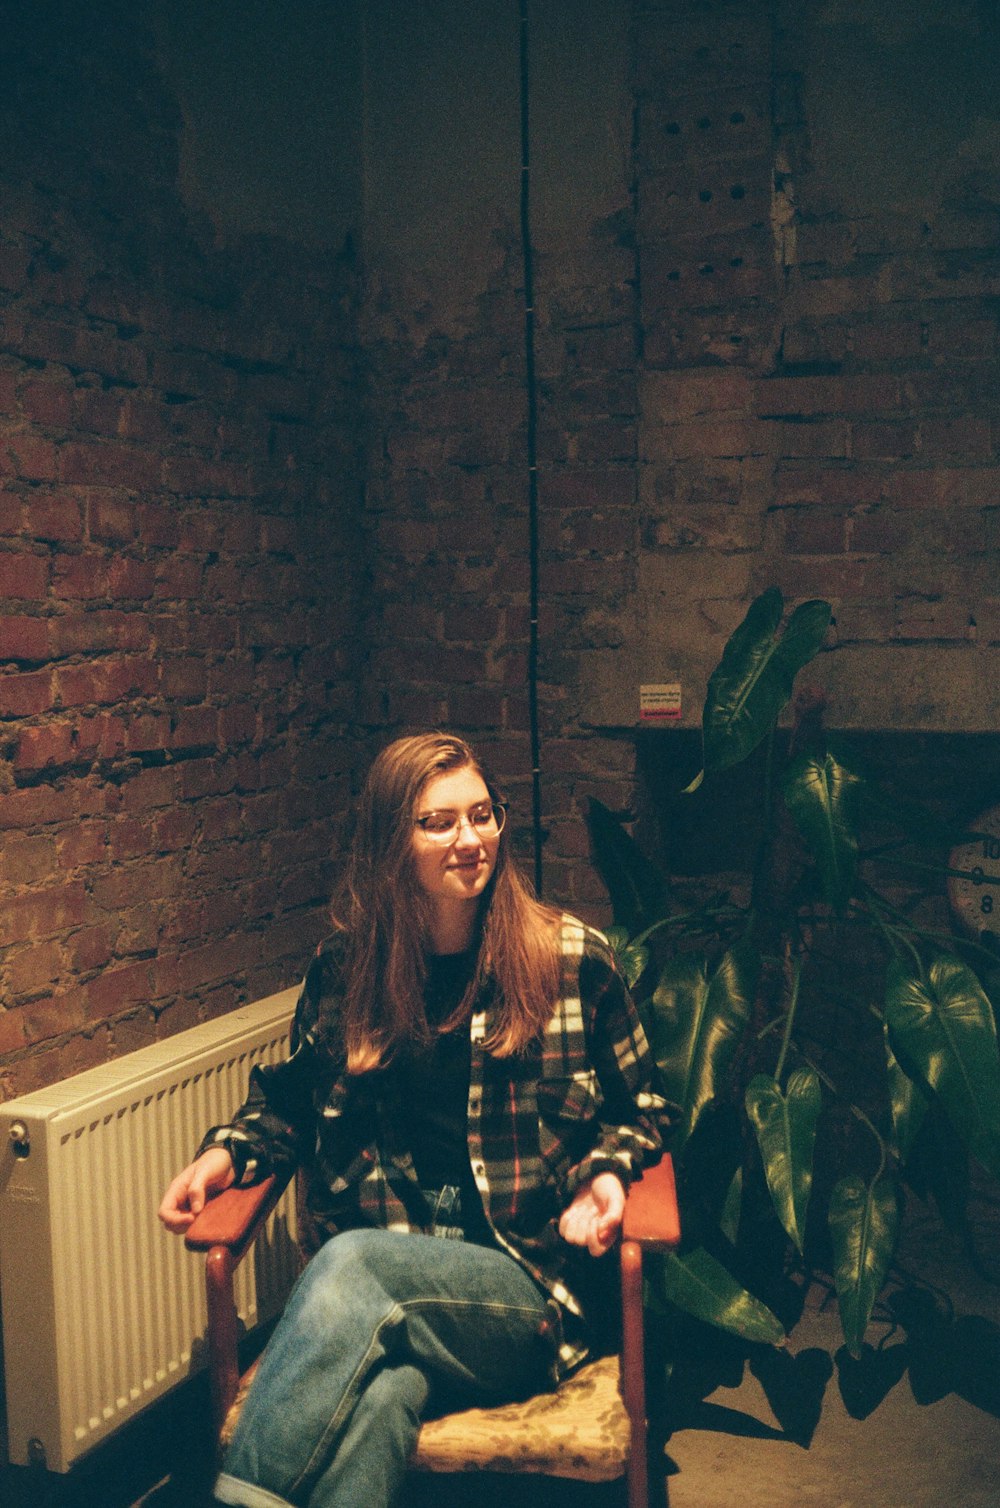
223,1352,630,1483
411,1352,630,1481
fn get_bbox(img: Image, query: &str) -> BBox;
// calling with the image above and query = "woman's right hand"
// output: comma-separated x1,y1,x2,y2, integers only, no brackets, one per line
158,1146,235,1233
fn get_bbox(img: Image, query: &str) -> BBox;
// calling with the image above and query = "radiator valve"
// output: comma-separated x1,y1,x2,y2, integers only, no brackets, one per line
8,1121,30,1157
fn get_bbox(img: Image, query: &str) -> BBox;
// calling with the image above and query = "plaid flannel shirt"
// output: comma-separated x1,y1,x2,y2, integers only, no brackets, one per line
201,915,670,1377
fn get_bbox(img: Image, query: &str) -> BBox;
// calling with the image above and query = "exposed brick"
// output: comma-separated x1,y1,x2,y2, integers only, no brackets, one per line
6,940,64,997
0,783,76,831
0,551,50,599
0,832,57,886
28,493,85,543
0,615,50,661
56,821,109,870
83,961,155,1023
5,882,88,946
14,721,76,770
22,381,75,428
0,668,55,716
59,441,161,491
56,655,158,708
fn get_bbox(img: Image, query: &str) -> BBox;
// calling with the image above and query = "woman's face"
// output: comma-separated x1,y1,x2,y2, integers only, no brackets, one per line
410,764,501,911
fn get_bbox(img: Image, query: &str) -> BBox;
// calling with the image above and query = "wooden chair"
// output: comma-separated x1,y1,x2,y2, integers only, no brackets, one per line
184,1156,680,1508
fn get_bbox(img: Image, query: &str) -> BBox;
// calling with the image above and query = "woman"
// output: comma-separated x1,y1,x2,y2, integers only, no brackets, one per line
160,732,668,1508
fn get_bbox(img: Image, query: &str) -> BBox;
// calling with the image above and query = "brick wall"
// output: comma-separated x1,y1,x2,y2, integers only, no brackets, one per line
3,0,999,1091
361,0,1000,920
0,8,364,1097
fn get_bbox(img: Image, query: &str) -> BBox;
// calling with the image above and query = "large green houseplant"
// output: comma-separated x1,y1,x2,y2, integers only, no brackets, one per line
590,588,1000,1379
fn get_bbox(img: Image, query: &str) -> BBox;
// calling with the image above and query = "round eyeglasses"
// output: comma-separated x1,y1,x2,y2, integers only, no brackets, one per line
413,802,507,844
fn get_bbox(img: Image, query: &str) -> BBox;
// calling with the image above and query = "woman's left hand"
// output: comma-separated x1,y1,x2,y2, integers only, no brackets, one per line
558,1171,626,1256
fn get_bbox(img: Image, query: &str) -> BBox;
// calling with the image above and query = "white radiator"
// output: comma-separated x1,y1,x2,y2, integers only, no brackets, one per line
0,988,300,1472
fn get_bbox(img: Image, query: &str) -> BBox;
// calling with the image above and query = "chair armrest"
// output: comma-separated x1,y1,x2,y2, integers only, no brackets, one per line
184,1167,294,1257
621,1154,680,1250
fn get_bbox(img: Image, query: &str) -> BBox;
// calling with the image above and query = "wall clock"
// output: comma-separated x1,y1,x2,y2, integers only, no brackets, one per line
947,804,1000,945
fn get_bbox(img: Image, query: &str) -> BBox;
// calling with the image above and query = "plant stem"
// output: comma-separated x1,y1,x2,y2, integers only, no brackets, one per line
774,952,801,1084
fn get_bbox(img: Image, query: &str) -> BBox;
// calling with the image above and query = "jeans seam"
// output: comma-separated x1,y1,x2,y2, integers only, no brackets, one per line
400,1296,546,1321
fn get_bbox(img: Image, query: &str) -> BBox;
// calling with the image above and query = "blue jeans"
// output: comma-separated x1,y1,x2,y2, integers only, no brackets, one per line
213,1223,554,1508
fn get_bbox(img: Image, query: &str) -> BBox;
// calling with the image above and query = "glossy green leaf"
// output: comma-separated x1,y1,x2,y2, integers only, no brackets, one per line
720,1167,743,1245
649,942,758,1153
605,925,629,955
782,752,861,911
659,1247,785,1344
884,955,1000,1179
586,798,670,935
828,1174,899,1359
619,942,649,989
685,589,831,791
745,1068,822,1255
884,1027,928,1164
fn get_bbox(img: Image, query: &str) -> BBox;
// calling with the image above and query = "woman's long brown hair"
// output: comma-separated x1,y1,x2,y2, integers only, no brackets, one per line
329,732,561,1073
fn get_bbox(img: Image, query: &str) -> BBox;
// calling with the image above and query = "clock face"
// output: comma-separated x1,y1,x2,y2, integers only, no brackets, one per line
947,804,1000,945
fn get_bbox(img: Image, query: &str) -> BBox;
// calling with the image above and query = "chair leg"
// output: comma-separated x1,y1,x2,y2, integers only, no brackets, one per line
620,1240,648,1508
205,1243,240,1445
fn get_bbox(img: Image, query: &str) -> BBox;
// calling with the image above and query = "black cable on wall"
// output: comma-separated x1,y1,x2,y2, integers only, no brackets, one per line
517,0,544,897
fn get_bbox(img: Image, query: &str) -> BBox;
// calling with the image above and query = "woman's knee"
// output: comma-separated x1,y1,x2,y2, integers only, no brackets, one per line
286,1228,401,1327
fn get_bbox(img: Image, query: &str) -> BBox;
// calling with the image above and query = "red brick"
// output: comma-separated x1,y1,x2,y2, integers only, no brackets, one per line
5,882,88,945
14,722,75,770
0,783,76,832
151,807,198,852
75,388,125,437
28,493,85,543
852,422,918,461
0,489,24,533
21,381,74,428
0,668,54,716
107,815,152,861
59,441,161,491
118,765,176,812
0,1007,28,1055
0,832,57,885
3,434,58,482
137,502,181,548
783,510,848,554
52,554,108,600
919,417,992,460
155,557,205,599
90,857,184,909
0,615,49,661
125,713,171,754
56,655,158,708
172,708,220,752
56,821,109,870
850,322,923,362
850,512,913,553
71,712,128,760
107,557,155,599
0,551,50,598
219,704,256,746
22,992,86,1045
6,941,64,997
83,961,154,1023
88,495,137,543
49,610,150,656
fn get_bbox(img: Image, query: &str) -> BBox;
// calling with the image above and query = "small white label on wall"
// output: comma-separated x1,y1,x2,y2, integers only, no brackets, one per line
640,683,682,722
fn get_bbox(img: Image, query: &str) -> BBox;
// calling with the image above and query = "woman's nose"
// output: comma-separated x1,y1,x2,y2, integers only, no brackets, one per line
453,815,484,845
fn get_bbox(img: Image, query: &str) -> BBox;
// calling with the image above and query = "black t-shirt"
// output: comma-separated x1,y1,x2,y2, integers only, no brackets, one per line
399,950,490,1239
